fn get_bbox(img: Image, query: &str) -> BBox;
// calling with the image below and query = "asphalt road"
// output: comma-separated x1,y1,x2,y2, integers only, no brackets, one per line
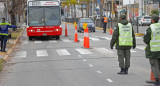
0,23,152,86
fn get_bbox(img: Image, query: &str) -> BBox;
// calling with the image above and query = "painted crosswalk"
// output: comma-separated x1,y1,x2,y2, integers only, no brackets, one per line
76,48,93,54
34,41,42,43
14,51,27,58
89,37,100,41
36,50,48,57
21,36,143,45
49,40,57,43
136,46,146,50
56,49,71,56
62,39,72,42
13,46,146,59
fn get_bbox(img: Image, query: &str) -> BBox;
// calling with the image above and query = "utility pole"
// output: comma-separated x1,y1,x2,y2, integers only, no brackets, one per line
142,0,144,16
127,0,130,20
112,0,114,18
139,0,142,17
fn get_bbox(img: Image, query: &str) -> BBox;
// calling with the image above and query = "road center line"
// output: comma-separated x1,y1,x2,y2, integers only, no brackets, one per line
89,64,93,67
97,71,102,74
83,59,87,62
106,79,114,83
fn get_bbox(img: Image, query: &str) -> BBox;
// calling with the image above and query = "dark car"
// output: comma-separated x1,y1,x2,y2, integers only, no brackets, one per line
78,18,95,32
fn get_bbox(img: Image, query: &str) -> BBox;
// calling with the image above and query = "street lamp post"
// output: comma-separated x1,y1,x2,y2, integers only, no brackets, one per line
78,0,79,18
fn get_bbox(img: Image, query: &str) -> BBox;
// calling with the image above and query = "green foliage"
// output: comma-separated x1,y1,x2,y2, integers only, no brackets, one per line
151,9,159,16
0,59,4,72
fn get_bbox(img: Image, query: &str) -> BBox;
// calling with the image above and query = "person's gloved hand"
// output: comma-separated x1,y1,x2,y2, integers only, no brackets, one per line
133,46,136,49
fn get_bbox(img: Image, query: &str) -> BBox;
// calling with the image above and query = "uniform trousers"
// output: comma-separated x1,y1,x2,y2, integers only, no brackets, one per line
149,58,160,79
117,49,131,68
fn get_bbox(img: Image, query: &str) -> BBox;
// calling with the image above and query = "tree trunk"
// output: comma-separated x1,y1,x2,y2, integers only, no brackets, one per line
100,0,104,18
10,12,16,31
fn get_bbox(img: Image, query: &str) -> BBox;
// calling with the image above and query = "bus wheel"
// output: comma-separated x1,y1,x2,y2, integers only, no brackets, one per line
29,36,33,41
56,36,60,40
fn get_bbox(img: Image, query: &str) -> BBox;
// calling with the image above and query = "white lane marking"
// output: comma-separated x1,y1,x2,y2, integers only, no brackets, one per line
97,71,102,74
76,48,93,54
136,37,142,39
83,59,87,62
36,50,48,57
78,55,82,57
90,37,100,41
107,79,114,83
79,38,84,42
56,49,71,56
89,64,93,67
34,41,42,43
101,37,111,40
62,39,72,42
22,41,28,44
94,48,114,53
131,50,137,53
136,46,145,50
15,51,27,58
49,40,57,43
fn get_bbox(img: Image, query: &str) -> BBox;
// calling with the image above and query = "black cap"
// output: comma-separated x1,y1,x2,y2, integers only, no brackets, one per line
120,15,126,20
2,18,5,20
151,14,159,23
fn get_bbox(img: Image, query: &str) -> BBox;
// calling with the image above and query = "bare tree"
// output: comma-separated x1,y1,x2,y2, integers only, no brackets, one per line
7,0,26,26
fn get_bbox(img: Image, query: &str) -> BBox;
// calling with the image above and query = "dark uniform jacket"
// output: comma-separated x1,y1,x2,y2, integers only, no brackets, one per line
143,26,160,59
110,20,136,50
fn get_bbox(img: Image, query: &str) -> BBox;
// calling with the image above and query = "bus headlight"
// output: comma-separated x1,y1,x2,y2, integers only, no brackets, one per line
28,30,35,32
54,29,61,31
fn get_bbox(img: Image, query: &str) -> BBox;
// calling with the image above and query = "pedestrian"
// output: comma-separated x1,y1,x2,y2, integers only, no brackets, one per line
110,15,136,75
143,14,160,86
0,18,16,52
102,15,107,33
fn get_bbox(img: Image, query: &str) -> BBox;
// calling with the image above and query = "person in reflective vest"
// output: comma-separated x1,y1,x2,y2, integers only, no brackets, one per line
110,15,136,75
144,14,160,85
0,18,17,52
102,15,107,33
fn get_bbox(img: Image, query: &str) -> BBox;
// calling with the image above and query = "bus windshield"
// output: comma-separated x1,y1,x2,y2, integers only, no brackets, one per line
28,6,60,26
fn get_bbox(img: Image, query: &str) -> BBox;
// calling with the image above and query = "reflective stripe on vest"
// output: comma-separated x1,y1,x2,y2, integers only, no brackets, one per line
118,23,133,46
150,23,160,52
104,17,107,22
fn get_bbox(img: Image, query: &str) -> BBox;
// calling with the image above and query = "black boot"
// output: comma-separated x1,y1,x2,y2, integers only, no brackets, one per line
125,67,129,74
155,78,160,86
117,68,125,74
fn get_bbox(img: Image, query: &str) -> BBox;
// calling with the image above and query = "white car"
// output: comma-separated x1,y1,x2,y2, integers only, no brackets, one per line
139,16,151,26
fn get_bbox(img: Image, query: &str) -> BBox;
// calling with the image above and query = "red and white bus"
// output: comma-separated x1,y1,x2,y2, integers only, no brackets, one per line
27,0,62,40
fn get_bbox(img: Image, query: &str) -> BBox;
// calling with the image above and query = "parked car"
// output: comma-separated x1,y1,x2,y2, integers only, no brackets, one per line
139,16,151,26
77,18,95,32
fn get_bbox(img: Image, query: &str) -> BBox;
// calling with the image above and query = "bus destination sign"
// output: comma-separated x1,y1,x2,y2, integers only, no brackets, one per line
29,1,59,6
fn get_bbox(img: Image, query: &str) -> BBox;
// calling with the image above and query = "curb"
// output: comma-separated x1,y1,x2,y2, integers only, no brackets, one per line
3,29,24,61
135,33,145,36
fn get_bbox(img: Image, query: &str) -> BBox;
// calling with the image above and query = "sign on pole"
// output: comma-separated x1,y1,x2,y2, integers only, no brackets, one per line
123,0,134,5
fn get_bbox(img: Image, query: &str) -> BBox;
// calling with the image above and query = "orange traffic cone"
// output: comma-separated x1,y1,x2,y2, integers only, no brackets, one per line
85,27,90,48
146,70,160,84
65,23,68,36
110,26,113,35
75,25,78,42
83,29,86,47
